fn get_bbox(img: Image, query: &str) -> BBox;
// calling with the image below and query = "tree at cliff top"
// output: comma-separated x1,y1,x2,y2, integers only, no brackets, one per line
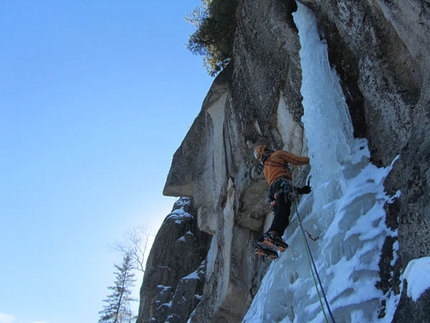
186,0,238,76
99,253,137,323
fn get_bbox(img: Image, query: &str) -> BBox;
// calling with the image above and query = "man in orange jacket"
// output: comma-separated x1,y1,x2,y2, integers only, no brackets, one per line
254,144,311,258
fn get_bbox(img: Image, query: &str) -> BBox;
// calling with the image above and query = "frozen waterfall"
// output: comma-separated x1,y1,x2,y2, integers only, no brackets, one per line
243,3,401,323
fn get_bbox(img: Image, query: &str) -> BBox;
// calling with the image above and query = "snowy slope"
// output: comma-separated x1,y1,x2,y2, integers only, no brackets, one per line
243,4,430,323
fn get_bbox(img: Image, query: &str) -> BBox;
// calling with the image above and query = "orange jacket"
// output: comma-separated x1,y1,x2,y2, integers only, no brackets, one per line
263,150,310,185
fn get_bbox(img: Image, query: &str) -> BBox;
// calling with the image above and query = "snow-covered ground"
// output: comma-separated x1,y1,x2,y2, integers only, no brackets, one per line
243,3,430,323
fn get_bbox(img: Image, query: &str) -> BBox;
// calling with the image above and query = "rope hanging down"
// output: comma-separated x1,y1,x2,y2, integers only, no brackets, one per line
292,202,336,323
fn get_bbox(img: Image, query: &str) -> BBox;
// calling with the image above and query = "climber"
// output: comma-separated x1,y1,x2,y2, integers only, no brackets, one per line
254,144,311,257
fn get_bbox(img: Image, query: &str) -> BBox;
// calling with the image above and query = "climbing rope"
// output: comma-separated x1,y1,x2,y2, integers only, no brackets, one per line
292,201,336,323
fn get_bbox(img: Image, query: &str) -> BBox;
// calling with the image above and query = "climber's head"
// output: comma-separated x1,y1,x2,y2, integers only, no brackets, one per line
254,145,274,165
254,145,266,161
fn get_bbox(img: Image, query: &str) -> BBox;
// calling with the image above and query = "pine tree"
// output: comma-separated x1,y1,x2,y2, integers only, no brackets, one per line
186,0,238,76
99,253,137,323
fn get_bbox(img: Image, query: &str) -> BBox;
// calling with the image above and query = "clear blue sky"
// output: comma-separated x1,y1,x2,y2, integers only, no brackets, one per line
0,1,212,323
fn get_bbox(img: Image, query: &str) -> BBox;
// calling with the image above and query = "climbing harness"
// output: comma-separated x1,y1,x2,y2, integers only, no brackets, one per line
292,201,336,323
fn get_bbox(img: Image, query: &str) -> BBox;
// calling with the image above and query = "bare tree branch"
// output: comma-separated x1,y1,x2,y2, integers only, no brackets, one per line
111,226,153,273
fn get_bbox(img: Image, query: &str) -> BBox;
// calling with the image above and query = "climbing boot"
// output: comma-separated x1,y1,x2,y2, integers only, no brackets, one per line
255,243,278,260
263,231,289,252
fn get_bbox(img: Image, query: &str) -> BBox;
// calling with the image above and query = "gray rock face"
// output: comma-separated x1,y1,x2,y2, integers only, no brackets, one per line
139,0,430,322
136,198,211,323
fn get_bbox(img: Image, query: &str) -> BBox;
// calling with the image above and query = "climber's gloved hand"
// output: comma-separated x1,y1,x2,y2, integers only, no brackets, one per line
296,185,312,195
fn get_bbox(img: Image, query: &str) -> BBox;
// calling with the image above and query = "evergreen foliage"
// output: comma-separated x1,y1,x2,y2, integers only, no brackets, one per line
186,0,238,76
99,253,137,323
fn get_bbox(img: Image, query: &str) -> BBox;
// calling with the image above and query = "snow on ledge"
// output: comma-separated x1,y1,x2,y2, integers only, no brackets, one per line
403,256,430,301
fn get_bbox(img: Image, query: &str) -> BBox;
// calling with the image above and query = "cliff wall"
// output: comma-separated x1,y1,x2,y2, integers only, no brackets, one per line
138,0,430,322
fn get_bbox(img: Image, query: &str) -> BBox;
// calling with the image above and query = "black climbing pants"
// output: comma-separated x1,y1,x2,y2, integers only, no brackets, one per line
268,189,292,236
